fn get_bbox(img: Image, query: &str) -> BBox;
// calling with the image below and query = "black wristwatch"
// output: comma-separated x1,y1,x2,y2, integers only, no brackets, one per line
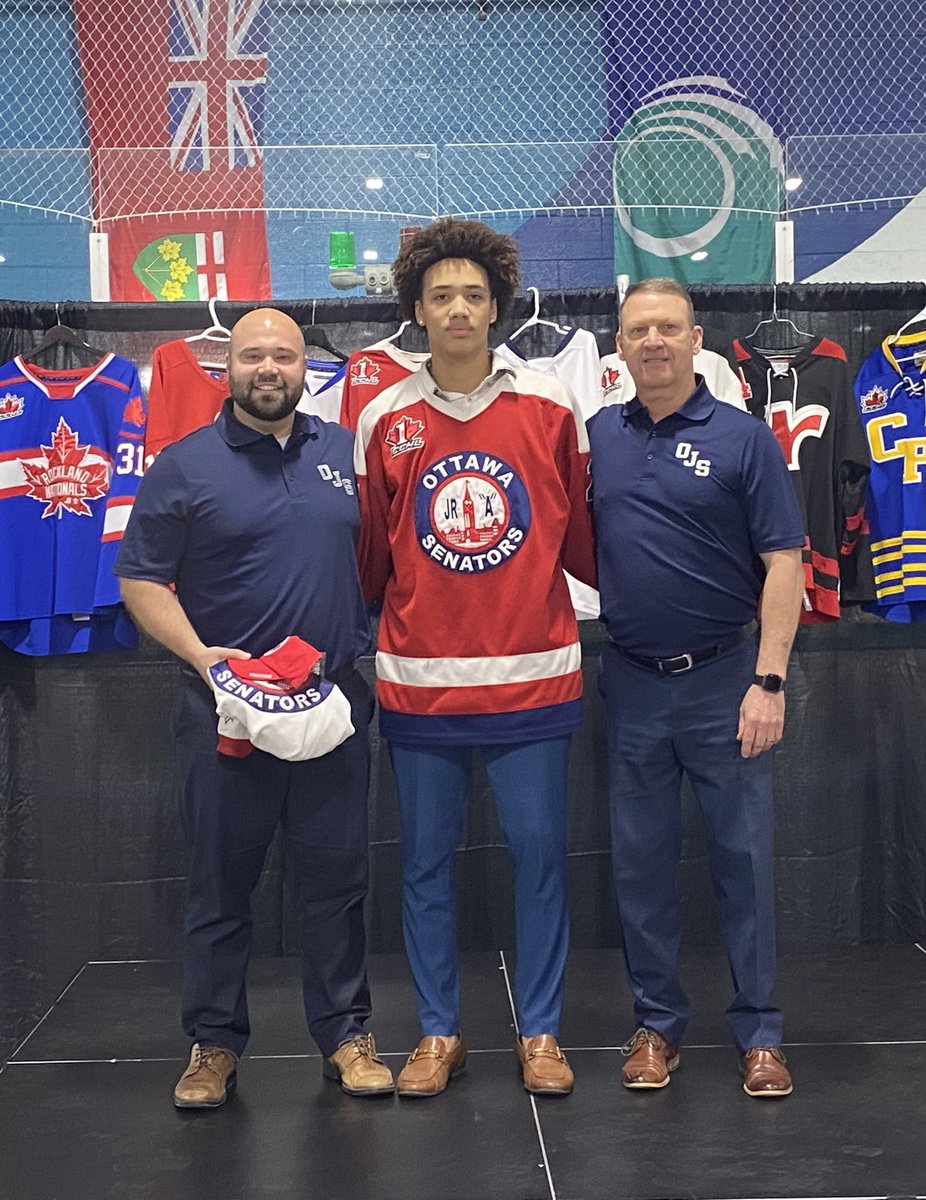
753,673,785,693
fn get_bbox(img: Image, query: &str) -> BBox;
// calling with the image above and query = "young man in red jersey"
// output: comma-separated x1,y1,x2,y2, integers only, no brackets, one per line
355,220,596,1098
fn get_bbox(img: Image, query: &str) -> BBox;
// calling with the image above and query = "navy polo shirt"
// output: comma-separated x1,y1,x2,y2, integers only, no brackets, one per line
115,402,372,669
588,380,805,658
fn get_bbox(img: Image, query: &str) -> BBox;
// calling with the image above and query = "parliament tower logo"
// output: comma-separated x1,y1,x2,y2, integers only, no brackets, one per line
414,450,531,574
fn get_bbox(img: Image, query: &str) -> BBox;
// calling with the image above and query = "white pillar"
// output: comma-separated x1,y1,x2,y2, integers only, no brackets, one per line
774,220,795,284
89,231,111,301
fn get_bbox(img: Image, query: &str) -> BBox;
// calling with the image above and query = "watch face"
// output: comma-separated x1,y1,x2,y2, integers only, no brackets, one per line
756,673,783,693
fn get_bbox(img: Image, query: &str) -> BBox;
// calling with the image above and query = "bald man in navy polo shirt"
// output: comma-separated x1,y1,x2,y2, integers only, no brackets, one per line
116,309,393,1108
588,280,805,1099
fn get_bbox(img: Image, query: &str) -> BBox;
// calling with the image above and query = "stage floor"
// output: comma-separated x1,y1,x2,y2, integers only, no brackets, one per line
1,945,925,1200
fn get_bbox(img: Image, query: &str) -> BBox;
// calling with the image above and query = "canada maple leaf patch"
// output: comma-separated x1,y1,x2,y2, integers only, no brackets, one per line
21,417,109,517
122,395,146,427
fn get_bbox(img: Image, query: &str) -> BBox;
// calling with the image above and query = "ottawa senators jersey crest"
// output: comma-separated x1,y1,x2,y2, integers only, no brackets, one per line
413,449,531,573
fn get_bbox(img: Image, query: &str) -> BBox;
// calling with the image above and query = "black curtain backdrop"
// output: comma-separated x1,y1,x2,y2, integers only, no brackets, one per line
2,285,926,1064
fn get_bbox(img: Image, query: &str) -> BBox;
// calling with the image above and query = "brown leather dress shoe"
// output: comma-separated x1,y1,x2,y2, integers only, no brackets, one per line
396,1036,467,1098
517,1034,573,1095
323,1033,395,1096
173,1043,238,1109
620,1027,679,1089
741,1046,793,1097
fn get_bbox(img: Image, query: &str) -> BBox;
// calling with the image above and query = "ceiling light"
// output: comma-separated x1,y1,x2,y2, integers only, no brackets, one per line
362,249,379,261
785,175,803,192
364,175,384,190
690,250,708,262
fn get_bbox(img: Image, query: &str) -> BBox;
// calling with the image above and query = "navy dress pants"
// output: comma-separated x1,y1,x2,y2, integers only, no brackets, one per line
600,638,782,1053
172,670,374,1058
388,737,571,1039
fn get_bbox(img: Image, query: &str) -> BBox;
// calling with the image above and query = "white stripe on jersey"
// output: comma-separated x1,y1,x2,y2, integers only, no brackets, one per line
102,496,133,539
376,641,581,689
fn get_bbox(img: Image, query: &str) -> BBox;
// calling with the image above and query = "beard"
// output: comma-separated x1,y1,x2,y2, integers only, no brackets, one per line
229,370,303,425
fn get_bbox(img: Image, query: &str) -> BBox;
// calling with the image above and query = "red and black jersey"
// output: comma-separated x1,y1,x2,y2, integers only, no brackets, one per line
731,336,872,621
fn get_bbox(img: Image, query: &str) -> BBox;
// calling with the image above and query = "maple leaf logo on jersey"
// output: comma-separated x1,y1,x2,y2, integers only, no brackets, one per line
600,365,623,401
385,415,425,457
349,355,381,386
859,386,889,414
122,396,146,427
0,392,25,420
21,418,109,518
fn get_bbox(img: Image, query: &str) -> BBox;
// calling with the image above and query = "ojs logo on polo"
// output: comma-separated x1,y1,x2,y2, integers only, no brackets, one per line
414,450,531,574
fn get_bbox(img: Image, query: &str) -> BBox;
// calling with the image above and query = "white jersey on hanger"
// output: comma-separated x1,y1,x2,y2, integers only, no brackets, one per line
494,327,601,620
297,359,346,424
599,348,747,410
495,327,602,421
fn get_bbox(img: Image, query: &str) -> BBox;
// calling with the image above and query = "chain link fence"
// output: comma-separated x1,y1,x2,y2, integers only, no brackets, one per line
2,0,924,243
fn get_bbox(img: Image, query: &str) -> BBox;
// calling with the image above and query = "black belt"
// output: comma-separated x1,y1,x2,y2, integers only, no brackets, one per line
611,620,757,676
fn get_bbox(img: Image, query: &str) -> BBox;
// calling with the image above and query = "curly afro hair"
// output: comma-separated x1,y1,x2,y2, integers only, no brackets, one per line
392,218,520,322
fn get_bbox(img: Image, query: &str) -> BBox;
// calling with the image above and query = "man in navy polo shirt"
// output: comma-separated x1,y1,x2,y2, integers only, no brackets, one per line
115,308,394,1107
588,279,805,1099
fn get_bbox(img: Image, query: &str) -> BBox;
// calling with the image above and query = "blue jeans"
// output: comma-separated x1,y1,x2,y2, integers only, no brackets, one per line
389,737,571,1037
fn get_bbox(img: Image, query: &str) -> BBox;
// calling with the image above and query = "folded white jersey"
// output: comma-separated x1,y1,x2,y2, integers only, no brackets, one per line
207,636,354,761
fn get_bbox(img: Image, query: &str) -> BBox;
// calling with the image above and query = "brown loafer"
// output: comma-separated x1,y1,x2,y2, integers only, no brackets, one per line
323,1033,395,1096
620,1028,679,1089
396,1036,467,1098
173,1043,238,1109
741,1046,793,1097
517,1034,573,1095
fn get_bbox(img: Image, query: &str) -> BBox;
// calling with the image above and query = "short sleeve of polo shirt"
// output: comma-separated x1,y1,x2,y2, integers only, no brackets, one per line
113,448,190,584
739,419,806,554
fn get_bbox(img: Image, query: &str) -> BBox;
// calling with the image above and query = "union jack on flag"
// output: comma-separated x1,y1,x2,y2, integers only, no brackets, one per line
167,0,268,172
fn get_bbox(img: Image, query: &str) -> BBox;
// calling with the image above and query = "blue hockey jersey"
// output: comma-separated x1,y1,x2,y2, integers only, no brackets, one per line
854,330,926,622
0,353,147,654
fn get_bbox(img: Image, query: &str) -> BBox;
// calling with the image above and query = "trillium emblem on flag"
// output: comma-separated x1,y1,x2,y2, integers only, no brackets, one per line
73,0,272,301
132,232,229,301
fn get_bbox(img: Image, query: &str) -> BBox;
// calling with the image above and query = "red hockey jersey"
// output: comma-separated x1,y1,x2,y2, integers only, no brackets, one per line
144,338,228,463
339,342,428,433
355,358,596,744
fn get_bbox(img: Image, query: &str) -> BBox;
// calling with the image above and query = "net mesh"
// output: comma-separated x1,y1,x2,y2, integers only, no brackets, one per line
1,0,924,231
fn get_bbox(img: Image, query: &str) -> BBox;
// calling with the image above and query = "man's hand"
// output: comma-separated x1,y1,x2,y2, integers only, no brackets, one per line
737,685,785,758
192,646,251,686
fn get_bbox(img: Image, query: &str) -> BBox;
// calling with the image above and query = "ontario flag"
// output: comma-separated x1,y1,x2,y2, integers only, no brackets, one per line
74,0,272,301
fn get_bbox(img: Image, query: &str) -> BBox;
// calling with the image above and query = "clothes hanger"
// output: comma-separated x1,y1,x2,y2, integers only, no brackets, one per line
25,304,103,364
744,286,814,350
303,328,348,363
890,284,926,342
181,297,231,370
379,319,411,346
184,297,232,344
507,286,570,343
302,299,348,362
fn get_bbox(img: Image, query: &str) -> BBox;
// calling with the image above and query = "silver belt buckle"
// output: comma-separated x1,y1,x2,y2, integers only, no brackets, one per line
658,652,694,675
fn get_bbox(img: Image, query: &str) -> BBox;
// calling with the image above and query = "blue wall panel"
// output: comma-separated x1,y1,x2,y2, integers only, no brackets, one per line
0,216,89,301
